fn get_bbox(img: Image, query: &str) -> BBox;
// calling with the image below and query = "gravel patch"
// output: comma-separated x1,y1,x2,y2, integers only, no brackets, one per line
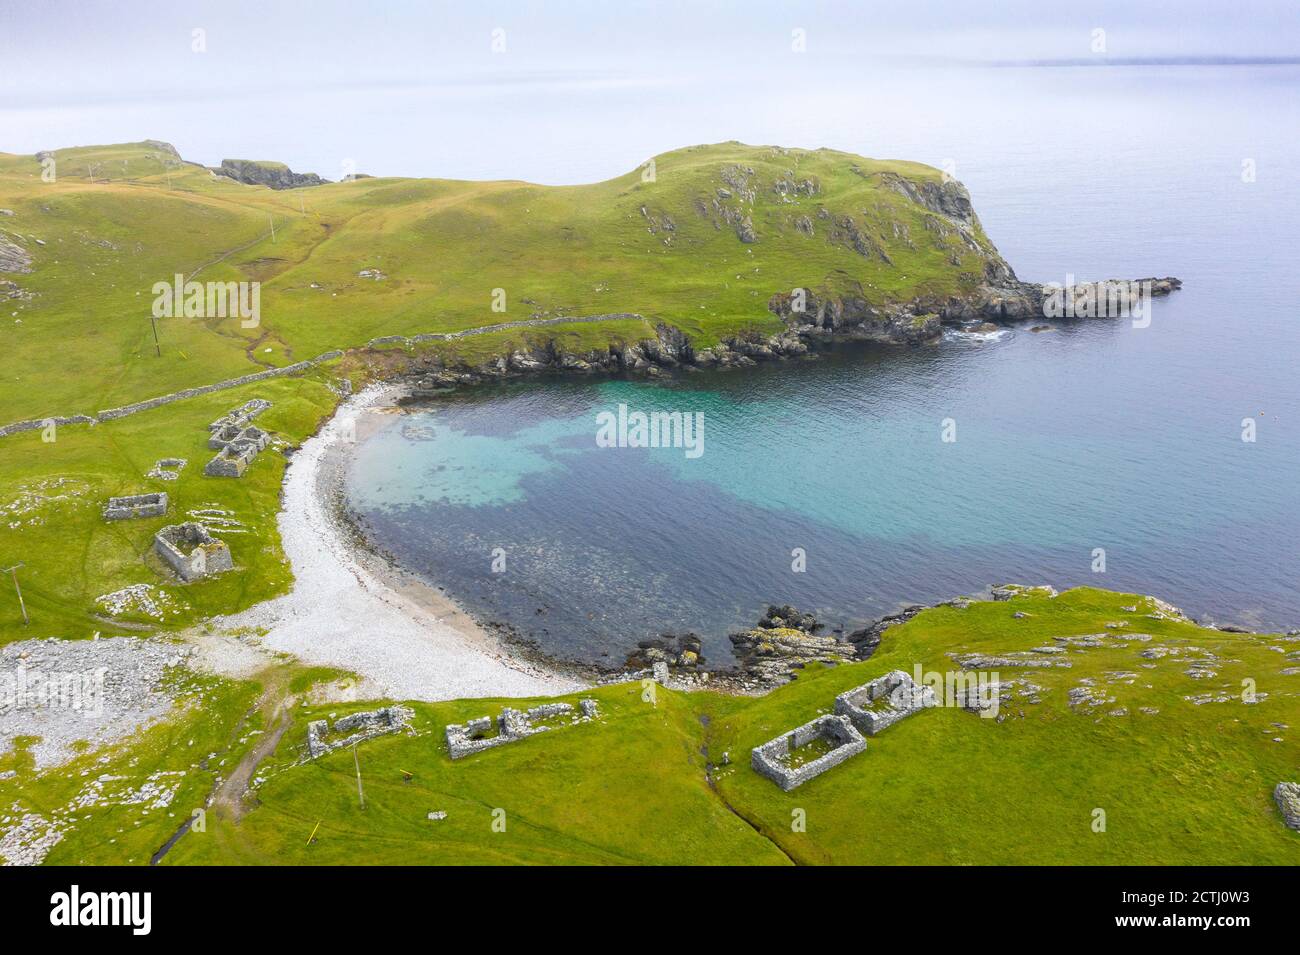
0,635,188,769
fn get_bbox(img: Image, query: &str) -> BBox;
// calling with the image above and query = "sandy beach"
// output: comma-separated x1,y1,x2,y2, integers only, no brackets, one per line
211,384,583,701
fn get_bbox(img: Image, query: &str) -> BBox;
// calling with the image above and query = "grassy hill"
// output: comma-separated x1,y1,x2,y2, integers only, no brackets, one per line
0,139,1011,644
0,139,1008,422
8,587,1295,865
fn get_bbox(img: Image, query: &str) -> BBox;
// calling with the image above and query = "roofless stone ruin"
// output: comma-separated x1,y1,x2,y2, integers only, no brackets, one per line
446,699,599,759
204,398,272,477
751,669,936,790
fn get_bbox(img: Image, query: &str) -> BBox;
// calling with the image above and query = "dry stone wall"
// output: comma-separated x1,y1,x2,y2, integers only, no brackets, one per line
152,522,233,582
446,699,599,759
103,492,168,521
834,669,937,736
750,715,866,791
307,706,413,758
0,352,339,440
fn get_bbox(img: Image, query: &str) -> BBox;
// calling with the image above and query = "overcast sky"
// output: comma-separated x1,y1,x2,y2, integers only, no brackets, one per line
1,1,1297,183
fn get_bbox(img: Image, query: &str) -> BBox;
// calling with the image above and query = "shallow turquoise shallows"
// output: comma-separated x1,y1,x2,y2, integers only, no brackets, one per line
345,64,1300,667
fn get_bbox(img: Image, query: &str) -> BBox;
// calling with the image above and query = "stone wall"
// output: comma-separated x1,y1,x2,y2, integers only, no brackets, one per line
834,669,937,736
152,522,233,582
203,403,273,477
103,492,168,521
0,352,339,440
306,705,413,758
446,699,599,759
750,715,866,791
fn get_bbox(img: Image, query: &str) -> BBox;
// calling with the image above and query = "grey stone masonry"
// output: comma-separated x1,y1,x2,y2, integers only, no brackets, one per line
0,350,342,441
1276,781,1300,831
204,401,272,477
153,522,233,581
954,678,1002,714
147,458,187,481
751,714,866,791
446,698,599,759
103,492,168,521
834,669,937,737
307,705,414,758
209,398,270,434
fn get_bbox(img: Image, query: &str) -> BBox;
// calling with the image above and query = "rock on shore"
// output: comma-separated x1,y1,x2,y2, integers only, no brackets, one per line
728,605,852,688
397,275,1181,391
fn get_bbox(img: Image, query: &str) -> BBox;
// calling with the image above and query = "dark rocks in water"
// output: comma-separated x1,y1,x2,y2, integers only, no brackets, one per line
845,604,927,657
390,273,1180,393
937,276,1181,324
626,633,704,670
729,605,850,688
756,604,820,633
215,158,328,190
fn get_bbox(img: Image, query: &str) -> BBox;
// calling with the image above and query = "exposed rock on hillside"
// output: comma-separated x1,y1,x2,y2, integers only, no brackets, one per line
773,170,819,198
876,171,976,226
0,234,32,273
768,288,940,344
1276,782,1300,831
214,158,327,189
142,139,181,160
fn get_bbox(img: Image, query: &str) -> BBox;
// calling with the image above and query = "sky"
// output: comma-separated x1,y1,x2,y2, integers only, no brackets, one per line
1,0,1297,183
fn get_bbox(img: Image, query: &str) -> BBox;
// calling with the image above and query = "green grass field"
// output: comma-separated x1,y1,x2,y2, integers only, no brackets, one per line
7,587,1294,865
3,142,1294,866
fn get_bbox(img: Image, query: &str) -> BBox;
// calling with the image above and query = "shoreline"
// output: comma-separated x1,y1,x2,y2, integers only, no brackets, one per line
211,383,584,702
212,323,1289,699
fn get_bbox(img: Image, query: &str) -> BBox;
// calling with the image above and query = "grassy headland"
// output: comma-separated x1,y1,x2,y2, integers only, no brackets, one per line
8,587,1294,865
0,139,1008,645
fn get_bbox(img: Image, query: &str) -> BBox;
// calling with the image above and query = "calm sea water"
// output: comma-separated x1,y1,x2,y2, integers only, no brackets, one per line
344,65,1300,667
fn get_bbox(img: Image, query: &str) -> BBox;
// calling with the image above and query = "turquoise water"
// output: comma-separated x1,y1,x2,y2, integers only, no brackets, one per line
345,65,1300,667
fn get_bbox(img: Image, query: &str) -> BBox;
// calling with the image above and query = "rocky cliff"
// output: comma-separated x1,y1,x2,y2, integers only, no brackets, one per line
214,158,327,189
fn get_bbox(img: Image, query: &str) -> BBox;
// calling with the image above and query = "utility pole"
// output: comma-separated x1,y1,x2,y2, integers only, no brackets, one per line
353,742,365,809
1,564,28,625
149,313,161,356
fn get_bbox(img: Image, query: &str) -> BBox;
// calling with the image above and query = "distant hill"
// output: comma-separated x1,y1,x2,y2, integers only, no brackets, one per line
0,139,1012,421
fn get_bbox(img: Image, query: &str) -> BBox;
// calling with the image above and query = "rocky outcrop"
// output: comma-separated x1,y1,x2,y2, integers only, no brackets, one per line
877,172,977,228
142,140,181,160
626,632,704,671
845,604,927,657
0,234,32,274
729,605,852,687
1275,782,1300,831
936,277,1181,323
773,170,819,198
768,288,940,344
214,159,327,190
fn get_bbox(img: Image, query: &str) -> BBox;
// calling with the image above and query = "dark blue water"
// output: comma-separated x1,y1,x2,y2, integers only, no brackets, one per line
344,65,1300,666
